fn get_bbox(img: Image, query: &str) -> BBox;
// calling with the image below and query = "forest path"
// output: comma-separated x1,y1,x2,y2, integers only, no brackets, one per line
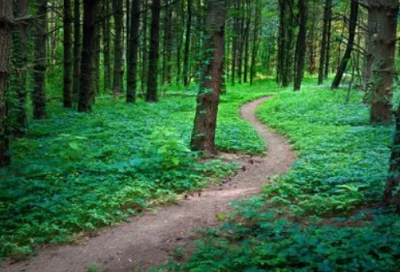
1,96,295,272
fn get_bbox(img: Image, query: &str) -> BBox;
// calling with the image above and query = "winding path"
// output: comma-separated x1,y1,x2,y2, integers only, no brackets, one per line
1,96,295,272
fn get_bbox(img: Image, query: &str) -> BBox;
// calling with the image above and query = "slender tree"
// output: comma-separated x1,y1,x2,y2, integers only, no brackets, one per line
0,1,13,167
127,0,141,103
183,0,192,86
318,0,332,85
331,0,359,89
191,0,227,154
293,0,308,91
63,0,73,108
112,0,124,95
73,0,80,98
33,0,47,119
78,0,100,112
102,0,111,93
146,0,161,102
11,0,29,136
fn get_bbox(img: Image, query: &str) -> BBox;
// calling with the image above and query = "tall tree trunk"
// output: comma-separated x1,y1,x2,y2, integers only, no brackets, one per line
112,0,124,95
370,1,398,123
73,0,81,99
364,4,377,91
94,4,101,95
162,0,173,85
63,0,73,107
324,8,332,79
141,0,149,93
33,0,47,119
127,0,140,103
183,0,192,86
250,2,261,86
0,1,13,167
78,0,100,112
243,8,250,84
293,0,308,91
11,0,29,137
318,0,332,85
102,0,111,93
191,0,227,154
331,1,358,89
146,0,161,102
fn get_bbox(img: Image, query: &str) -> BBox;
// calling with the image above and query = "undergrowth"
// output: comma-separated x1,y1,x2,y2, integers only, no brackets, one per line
158,82,400,272
0,84,267,259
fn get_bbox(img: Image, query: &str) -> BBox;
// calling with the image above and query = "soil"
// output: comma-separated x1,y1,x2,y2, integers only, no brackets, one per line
0,96,295,272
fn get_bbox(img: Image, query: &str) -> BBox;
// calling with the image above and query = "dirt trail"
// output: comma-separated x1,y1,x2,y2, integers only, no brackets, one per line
1,96,295,272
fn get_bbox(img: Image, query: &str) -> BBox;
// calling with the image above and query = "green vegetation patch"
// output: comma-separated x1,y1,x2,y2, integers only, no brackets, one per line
0,86,267,259
160,83,400,272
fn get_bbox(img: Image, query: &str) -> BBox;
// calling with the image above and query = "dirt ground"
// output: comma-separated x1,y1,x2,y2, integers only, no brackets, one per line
0,96,295,272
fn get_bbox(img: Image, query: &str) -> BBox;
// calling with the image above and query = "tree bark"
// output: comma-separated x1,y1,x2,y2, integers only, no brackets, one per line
112,0,124,95
63,0,73,108
331,0,358,89
183,0,192,86
73,0,81,99
102,0,111,93
190,0,227,154
127,0,141,103
11,0,29,137
146,0,161,102
78,0,100,112
33,0,47,119
293,0,308,91
364,3,377,91
370,1,398,123
0,1,13,167
318,0,332,85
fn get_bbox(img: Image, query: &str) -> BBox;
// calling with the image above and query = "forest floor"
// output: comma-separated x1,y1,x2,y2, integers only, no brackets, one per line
0,96,295,272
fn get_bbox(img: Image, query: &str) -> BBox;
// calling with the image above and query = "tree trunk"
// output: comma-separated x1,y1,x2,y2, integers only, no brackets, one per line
146,0,161,102
0,1,13,167
318,0,332,85
190,0,227,154
331,0,358,89
63,0,73,108
364,4,377,91
33,0,47,119
73,0,81,99
11,0,29,137
112,0,124,95
370,1,398,123
78,0,99,112
141,0,149,93
102,0,111,93
324,8,332,79
294,0,308,91
183,0,192,86
250,2,261,86
127,0,141,103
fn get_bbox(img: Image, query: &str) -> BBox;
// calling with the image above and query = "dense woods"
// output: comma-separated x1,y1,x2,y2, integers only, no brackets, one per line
2,0,400,270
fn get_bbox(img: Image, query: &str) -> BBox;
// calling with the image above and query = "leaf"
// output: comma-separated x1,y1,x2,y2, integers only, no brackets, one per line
68,142,79,150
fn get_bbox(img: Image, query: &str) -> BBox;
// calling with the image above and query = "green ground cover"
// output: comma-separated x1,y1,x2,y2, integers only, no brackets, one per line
161,82,400,272
0,84,269,259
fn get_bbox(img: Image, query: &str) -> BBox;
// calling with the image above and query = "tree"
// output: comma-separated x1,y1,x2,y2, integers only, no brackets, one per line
293,0,308,91
63,0,73,108
190,0,227,154
78,0,100,112
11,0,29,137
112,0,124,95
127,0,141,103
370,0,398,123
318,0,332,85
183,0,192,86
73,0,81,98
0,1,13,167
33,0,47,119
331,0,358,89
102,0,111,93
146,0,161,102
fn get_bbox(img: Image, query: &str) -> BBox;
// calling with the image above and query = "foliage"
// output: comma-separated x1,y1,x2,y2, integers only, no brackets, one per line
159,82,400,271
0,85,266,259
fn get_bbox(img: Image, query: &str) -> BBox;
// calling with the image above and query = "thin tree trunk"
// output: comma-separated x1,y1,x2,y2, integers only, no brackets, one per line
294,0,308,91
0,1,13,167
33,0,47,119
141,0,148,93
63,0,73,107
11,0,29,137
73,0,81,99
183,0,192,86
146,0,161,102
103,0,111,93
127,0,140,103
250,2,261,86
318,0,331,85
324,8,332,79
191,0,227,154
78,0,100,112
112,0,124,95
364,4,377,90
331,0,359,89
